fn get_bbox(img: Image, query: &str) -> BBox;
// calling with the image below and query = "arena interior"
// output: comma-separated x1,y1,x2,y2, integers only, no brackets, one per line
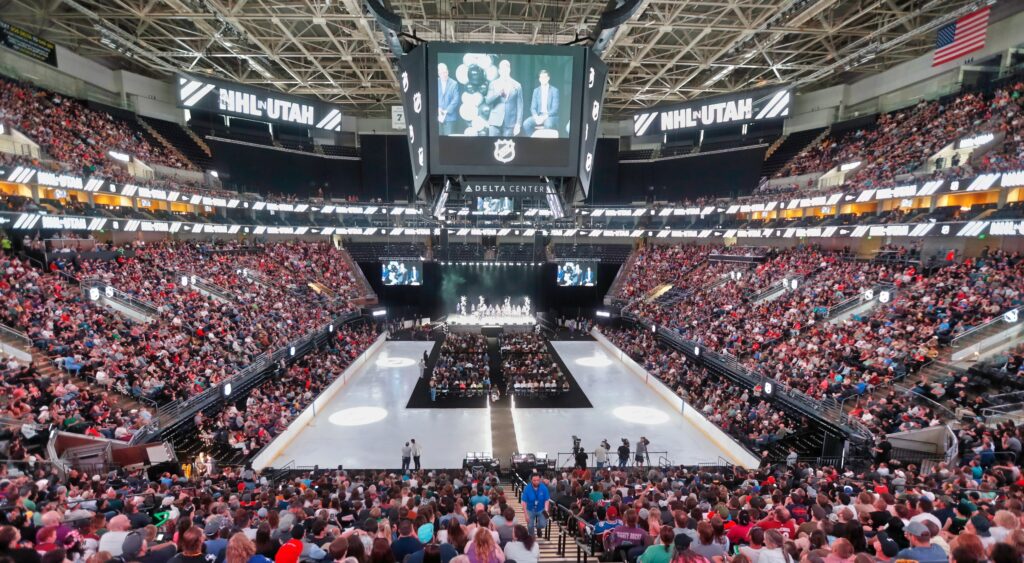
3,1,1024,563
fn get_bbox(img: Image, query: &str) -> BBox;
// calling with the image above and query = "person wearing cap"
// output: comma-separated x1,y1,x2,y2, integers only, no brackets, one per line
594,506,622,535
966,514,994,549
205,521,230,563
894,521,946,563
871,532,899,563
122,531,147,563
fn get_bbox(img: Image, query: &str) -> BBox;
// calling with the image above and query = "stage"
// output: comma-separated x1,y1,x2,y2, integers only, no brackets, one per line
446,312,536,326
259,340,742,469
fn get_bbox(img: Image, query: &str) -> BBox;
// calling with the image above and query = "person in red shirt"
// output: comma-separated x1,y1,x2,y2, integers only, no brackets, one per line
754,507,797,540
274,524,305,563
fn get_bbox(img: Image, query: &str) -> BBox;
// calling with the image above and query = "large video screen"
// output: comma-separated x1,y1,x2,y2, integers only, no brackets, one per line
381,260,423,286
557,262,597,287
428,43,585,176
477,197,513,213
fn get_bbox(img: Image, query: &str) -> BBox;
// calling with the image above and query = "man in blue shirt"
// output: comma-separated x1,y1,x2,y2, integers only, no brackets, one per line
470,487,490,508
521,474,550,536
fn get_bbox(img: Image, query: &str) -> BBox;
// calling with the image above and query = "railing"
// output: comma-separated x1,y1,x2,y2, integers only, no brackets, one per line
827,282,897,320
951,306,1022,356
78,277,161,317
176,272,236,303
603,247,638,306
239,268,275,287
0,322,31,348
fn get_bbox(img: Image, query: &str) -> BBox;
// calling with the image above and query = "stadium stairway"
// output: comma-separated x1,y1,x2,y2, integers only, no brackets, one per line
502,484,573,563
139,116,215,171
30,354,160,421
136,117,197,170
760,127,828,178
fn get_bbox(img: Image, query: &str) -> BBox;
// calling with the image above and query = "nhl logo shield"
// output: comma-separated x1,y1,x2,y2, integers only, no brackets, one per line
412,92,422,114
401,72,409,93
493,139,516,163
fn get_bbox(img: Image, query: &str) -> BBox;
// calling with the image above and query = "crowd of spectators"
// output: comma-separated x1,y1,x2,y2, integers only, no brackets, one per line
430,334,491,399
60,241,363,404
0,239,373,444
0,254,155,439
603,326,800,456
195,322,379,461
6,438,1024,563
499,333,569,397
0,76,191,172
776,83,1024,187
612,242,1024,437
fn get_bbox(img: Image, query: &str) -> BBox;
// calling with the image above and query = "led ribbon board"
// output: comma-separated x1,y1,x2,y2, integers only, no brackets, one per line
176,73,343,131
632,85,791,137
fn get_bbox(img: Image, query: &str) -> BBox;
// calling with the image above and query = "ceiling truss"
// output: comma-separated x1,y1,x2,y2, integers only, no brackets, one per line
0,0,983,117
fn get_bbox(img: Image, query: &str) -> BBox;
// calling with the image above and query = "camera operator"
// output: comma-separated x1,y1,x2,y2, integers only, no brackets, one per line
594,440,610,469
635,436,650,467
573,446,588,471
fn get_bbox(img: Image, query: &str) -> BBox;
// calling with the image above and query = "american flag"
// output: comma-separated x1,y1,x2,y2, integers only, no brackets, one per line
932,7,990,67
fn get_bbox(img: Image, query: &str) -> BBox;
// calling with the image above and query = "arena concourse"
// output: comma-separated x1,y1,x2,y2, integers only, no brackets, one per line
4,3,1024,563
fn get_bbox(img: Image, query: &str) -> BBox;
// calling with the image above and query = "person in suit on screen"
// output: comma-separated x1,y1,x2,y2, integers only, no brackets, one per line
485,59,523,137
437,63,460,135
523,69,560,137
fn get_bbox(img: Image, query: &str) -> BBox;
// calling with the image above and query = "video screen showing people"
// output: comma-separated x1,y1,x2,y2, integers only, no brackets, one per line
557,262,596,287
477,197,513,213
381,260,422,286
435,52,573,139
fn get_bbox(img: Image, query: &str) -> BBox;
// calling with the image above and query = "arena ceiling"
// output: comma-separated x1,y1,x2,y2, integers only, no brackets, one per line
1,0,992,117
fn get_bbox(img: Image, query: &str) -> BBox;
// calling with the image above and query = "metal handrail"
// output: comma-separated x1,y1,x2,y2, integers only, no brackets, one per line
951,306,1021,348
176,271,237,303
79,277,161,316
0,322,31,347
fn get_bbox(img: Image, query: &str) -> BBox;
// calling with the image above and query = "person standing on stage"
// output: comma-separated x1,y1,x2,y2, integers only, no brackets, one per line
594,440,610,469
411,438,422,471
617,439,630,468
401,442,412,472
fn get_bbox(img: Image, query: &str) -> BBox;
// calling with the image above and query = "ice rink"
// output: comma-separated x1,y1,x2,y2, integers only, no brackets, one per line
511,341,742,467
265,341,493,469
263,340,739,469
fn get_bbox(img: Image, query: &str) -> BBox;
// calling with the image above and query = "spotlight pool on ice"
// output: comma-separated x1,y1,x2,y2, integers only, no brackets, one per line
329,407,388,427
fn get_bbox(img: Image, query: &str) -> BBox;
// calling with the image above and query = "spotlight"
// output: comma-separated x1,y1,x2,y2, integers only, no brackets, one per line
223,382,233,397
290,346,296,356
595,310,611,318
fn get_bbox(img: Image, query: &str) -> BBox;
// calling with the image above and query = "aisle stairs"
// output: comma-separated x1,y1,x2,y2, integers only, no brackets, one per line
503,484,574,563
